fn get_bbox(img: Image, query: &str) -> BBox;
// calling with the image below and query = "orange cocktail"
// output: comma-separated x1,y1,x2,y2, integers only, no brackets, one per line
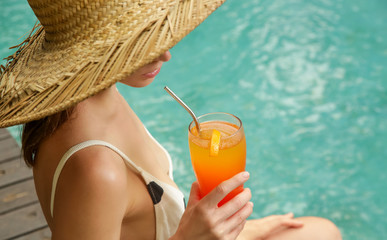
188,112,246,206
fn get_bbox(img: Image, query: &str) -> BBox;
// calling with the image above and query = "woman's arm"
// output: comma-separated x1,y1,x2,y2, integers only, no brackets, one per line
237,213,303,240
50,148,130,240
170,172,253,240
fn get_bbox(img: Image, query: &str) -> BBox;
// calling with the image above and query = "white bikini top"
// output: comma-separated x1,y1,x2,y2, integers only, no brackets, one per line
50,137,185,239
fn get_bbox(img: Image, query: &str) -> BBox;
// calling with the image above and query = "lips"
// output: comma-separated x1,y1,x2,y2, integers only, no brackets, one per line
143,68,161,78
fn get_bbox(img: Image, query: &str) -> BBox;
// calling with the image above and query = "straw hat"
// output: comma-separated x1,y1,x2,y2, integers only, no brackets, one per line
0,0,226,128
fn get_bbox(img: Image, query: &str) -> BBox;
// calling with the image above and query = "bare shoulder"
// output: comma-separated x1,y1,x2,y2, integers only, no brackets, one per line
51,145,138,238
61,145,129,189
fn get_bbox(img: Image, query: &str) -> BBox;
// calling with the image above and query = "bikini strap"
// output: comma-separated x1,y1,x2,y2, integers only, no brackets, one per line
50,140,143,217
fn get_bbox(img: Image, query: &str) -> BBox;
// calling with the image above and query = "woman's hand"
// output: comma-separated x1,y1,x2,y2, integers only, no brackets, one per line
237,213,304,240
171,172,253,240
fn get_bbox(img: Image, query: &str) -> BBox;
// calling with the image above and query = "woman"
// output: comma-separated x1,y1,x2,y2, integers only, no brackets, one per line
0,0,341,239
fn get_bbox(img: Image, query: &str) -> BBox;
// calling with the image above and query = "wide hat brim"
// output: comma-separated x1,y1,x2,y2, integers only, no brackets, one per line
0,0,226,128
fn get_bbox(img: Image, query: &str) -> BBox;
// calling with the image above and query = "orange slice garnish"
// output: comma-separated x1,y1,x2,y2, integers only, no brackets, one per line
210,129,221,157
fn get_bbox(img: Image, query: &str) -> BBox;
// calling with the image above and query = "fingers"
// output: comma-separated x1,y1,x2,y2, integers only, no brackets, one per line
228,219,247,240
250,212,304,238
224,201,254,231
280,218,304,228
186,181,201,205
183,173,251,239
279,213,304,228
263,213,304,228
220,188,252,220
204,171,250,207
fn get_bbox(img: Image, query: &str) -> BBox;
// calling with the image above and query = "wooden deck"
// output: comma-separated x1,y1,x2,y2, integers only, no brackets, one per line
0,128,51,240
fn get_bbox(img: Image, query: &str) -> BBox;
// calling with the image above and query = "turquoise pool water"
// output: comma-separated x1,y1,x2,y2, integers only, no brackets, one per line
1,0,386,239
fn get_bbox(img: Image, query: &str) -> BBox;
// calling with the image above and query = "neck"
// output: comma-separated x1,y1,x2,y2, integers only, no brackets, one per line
75,84,123,120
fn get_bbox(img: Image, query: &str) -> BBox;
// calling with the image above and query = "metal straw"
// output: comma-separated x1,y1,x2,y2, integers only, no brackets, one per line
164,86,201,133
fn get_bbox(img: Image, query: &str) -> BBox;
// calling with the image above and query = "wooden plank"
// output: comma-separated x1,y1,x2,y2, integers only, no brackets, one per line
0,129,50,239
0,129,10,139
0,158,32,188
0,128,17,141
0,203,48,240
0,133,21,163
13,226,51,240
0,179,38,214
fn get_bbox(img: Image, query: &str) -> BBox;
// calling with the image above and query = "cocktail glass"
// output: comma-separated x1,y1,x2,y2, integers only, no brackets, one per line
188,112,246,206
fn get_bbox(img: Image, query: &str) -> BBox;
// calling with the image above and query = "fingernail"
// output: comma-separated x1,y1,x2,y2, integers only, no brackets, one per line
249,201,254,207
242,171,250,178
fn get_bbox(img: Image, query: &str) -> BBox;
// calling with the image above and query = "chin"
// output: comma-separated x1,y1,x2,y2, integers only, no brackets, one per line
121,77,155,88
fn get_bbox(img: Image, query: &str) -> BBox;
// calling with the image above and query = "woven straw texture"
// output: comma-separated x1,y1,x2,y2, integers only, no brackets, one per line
0,0,225,128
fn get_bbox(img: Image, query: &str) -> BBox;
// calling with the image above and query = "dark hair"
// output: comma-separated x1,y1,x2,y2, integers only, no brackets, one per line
21,108,74,167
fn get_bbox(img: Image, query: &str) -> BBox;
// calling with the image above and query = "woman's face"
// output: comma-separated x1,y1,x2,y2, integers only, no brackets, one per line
120,51,171,87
